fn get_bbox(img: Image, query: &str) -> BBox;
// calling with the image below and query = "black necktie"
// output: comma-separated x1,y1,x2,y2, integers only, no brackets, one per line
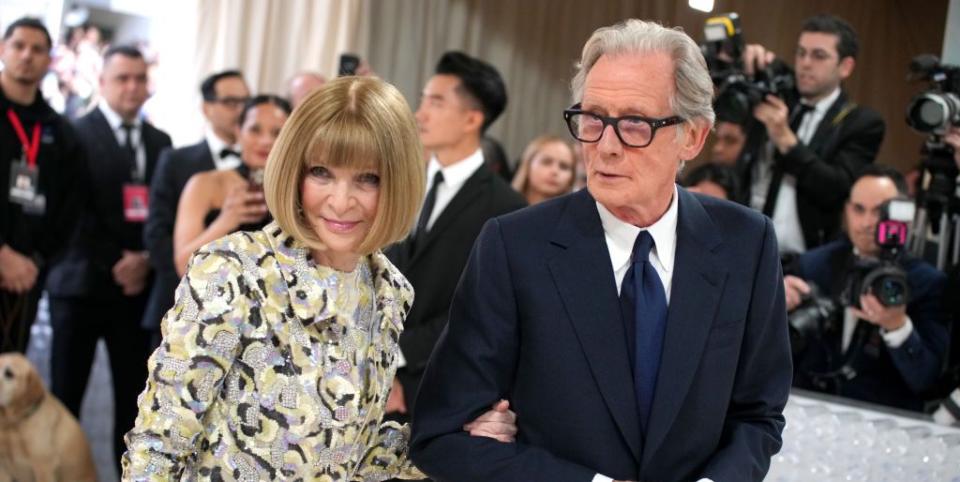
121,123,138,179
417,170,444,236
619,231,668,432
220,147,241,159
790,103,814,135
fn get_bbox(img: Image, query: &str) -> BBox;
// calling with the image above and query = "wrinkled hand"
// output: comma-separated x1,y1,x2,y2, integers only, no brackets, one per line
385,377,406,414
784,275,811,312
753,95,797,153
112,250,150,296
849,293,907,332
463,399,518,443
0,244,38,293
742,43,776,76
944,125,960,170
215,185,267,232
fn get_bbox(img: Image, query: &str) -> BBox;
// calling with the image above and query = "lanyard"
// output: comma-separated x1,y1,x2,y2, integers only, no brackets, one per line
6,108,41,168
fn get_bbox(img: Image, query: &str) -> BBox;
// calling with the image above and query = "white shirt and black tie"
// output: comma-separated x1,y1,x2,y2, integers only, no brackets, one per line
205,127,242,171
98,102,146,182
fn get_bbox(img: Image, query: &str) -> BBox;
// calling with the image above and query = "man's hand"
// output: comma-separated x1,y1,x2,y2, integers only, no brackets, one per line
784,275,811,312
112,250,151,296
944,125,960,170
754,95,798,153
385,377,407,414
742,43,776,76
463,399,517,443
0,244,38,294
849,293,907,332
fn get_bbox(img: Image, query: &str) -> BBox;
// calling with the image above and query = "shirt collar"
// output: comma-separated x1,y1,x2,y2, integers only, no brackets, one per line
597,184,679,274
205,126,240,156
98,101,141,131
426,148,485,190
803,86,841,115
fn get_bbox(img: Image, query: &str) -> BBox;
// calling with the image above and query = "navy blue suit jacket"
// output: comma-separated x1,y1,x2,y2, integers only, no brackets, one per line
410,187,793,481
792,238,948,411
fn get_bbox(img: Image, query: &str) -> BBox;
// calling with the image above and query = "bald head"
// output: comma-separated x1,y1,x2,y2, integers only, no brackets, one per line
288,71,326,108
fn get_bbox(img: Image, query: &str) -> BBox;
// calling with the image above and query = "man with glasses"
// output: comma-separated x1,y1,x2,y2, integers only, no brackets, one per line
141,70,249,348
411,19,791,482
742,15,884,255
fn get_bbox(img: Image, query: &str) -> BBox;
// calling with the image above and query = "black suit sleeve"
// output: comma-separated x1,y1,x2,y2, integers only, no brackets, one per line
144,147,177,277
39,120,88,267
700,217,792,481
410,218,598,482
779,108,885,210
887,265,949,393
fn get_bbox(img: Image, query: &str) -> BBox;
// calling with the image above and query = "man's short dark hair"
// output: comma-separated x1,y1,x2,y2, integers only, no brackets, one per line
200,70,245,102
801,14,859,60
682,163,740,200
3,17,52,51
853,164,908,196
435,51,507,133
103,44,144,65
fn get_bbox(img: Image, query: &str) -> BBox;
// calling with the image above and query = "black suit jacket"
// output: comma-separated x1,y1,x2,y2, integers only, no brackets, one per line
47,109,171,298
758,90,885,248
411,188,793,481
141,140,215,330
386,163,526,405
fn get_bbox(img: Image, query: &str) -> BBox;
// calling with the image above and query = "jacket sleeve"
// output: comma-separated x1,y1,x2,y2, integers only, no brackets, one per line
38,120,88,266
354,421,424,481
887,263,949,393
144,148,177,277
409,218,599,482
780,108,885,210
121,245,250,480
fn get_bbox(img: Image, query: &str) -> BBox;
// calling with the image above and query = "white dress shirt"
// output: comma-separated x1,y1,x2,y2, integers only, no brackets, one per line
205,127,242,171
98,102,146,182
420,148,485,232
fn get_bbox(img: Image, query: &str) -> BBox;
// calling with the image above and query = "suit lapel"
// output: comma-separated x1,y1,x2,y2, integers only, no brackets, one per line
408,165,490,265
546,189,643,463
642,189,727,466
141,124,162,185
806,91,848,155
89,109,128,169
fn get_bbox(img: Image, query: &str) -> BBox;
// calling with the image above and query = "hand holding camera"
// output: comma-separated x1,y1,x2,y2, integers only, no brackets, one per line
849,292,908,332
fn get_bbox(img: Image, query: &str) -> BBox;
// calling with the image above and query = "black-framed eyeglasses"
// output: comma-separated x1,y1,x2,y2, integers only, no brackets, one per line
563,103,685,148
211,96,250,108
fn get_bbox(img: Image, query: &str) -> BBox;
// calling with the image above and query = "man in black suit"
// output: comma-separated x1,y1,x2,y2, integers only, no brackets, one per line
411,19,791,481
141,70,249,346
46,45,172,474
744,14,885,253
385,52,526,417
0,18,84,353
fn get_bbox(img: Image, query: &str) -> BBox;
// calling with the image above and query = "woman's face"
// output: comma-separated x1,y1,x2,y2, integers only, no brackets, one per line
300,162,381,271
239,103,288,168
527,141,575,198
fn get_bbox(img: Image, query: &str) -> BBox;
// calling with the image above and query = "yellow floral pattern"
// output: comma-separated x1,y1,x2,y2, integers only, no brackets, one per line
122,222,422,481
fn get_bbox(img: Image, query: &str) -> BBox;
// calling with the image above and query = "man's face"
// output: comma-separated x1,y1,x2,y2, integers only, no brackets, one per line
202,76,250,135
794,32,853,100
581,52,708,222
711,121,746,165
415,74,480,151
0,27,51,85
845,176,899,257
100,55,149,120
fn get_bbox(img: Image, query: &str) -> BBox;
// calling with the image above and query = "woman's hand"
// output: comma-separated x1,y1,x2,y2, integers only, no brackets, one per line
215,184,268,231
463,399,518,443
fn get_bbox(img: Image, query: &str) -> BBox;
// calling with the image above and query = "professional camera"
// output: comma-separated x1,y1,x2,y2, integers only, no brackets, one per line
788,283,839,356
701,13,796,125
841,199,914,309
906,55,960,136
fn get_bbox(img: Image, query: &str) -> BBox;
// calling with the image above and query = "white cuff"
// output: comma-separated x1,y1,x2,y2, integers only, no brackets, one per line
396,348,407,368
881,316,913,348
592,475,614,482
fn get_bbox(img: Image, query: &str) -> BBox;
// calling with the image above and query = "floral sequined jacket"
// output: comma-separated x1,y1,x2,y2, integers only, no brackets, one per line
122,222,422,481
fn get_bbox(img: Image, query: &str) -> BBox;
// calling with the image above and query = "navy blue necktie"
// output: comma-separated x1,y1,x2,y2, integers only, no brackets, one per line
619,230,668,431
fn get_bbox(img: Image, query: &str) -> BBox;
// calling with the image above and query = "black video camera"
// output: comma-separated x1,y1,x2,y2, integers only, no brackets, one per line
701,13,796,125
841,199,914,309
906,55,960,136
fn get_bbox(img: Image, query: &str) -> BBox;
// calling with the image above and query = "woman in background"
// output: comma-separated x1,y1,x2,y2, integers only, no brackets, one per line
173,95,291,276
511,135,576,204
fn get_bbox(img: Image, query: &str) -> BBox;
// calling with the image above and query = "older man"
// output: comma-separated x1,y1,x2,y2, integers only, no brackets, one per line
410,19,792,482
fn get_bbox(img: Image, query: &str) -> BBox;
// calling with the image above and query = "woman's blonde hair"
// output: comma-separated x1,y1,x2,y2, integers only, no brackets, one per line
511,135,576,198
264,76,425,254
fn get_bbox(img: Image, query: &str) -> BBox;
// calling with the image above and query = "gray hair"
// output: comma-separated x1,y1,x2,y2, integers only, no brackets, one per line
571,19,715,129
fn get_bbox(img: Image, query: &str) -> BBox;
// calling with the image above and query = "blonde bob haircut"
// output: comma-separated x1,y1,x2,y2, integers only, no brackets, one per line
264,76,425,255
511,135,576,198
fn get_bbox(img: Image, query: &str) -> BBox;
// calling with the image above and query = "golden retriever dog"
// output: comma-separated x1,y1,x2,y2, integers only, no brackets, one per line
0,353,97,482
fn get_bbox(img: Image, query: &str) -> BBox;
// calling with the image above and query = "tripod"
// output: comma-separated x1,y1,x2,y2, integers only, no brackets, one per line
906,141,960,271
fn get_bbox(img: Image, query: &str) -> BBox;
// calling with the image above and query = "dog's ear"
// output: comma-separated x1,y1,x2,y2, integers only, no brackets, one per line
7,356,44,418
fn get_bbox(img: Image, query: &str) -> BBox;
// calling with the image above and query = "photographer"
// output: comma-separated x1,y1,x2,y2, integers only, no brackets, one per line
786,166,948,411
743,14,885,253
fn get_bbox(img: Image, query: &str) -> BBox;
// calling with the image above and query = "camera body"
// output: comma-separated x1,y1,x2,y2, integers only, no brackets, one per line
840,199,914,309
701,13,796,125
906,55,960,136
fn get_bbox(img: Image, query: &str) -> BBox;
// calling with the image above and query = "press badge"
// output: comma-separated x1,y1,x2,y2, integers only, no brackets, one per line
8,161,43,214
123,184,149,222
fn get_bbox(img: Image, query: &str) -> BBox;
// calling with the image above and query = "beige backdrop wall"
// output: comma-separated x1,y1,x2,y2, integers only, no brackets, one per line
365,0,948,173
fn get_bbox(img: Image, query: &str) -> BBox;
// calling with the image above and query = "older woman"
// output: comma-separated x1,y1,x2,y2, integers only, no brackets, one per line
510,135,576,204
123,77,514,480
